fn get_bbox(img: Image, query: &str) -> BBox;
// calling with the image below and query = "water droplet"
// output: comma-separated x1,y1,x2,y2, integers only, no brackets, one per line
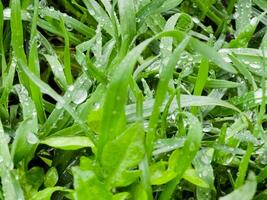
39,0,47,7
32,112,37,117
27,132,39,144
49,6,55,11
68,85,74,91
202,170,208,177
72,89,87,104
94,103,100,110
250,17,258,26
65,23,73,31
0,156,3,163
89,9,95,16
233,12,239,19
56,101,64,109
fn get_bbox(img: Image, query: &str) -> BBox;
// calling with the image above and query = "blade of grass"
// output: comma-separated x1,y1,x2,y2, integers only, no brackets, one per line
59,17,73,85
0,120,25,200
146,36,190,159
11,0,29,89
118,0,136,54
191,58,209,115
159,113,203,200
28,0,46,124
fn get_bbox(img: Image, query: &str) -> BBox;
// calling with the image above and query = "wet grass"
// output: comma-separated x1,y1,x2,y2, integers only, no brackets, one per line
0,0,267,199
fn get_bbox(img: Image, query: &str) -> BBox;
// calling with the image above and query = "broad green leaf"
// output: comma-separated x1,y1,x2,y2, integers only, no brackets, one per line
101,122,145,187
41,136,94,150
149,161,177,185
112,192,130,200
72,167,113,200
44,167,58,187
183,168,209,188
30,187,71,200
219,172,257,200
20,167,44,199
11,118,39,165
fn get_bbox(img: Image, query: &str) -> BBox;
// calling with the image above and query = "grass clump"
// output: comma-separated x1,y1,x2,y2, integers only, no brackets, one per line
0,0,267,199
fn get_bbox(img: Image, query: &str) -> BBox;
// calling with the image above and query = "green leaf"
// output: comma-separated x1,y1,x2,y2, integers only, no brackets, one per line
101,122,145,187
219,172,257,200
0,120,24,200
11,118,39,166
146,35,190,158
11,85,38,166
82,0,116,38
159,113,203,200
11,0,29,88
43,54,68,90
149,161,177,185
44,167,58,187
118,0,136,48
30,187,71,200
21,167,44,199
235,0,252,35
72,167,113,200
183,168,209,188
41,136,94,150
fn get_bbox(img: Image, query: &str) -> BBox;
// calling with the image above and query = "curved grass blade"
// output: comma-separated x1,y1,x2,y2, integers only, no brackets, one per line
220,172,256,200
39,7,94,37
11,85,38,166
82,0,116,38
159,113,203,200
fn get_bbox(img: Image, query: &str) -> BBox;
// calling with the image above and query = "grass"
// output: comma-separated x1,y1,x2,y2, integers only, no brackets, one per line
0,0,267,199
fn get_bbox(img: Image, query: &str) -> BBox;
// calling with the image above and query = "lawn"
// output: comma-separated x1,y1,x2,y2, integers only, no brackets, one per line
0,0,267,199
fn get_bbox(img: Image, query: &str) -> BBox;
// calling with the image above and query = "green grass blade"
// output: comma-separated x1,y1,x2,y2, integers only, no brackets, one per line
28,0,46,124
59,17,73,85
191,58,209,114
146,36,190,159
118,0,136,51
159,113,203,199
11,0,29,89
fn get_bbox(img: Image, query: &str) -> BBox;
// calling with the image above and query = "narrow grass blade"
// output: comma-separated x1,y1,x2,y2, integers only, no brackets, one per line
159,113,203,200
28,0,46,123
59,17,73,85
146,36,190,158
11,0,29,89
